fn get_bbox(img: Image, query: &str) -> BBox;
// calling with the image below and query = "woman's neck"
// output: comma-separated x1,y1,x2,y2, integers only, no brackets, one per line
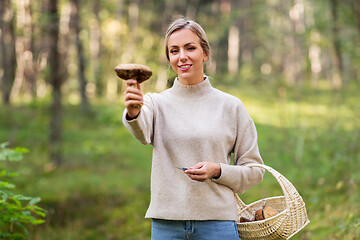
178,75,205,85
171,76,212,99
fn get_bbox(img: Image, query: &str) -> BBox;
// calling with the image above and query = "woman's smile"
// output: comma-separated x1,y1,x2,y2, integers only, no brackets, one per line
178,64,192,71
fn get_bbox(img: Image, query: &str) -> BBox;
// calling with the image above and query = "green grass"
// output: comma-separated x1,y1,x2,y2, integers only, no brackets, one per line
0,84,359,239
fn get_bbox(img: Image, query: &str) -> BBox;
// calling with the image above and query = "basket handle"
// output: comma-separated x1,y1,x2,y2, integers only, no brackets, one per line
234,192,247,210
233,164,273,210
245,163,301,210
233,164,277,210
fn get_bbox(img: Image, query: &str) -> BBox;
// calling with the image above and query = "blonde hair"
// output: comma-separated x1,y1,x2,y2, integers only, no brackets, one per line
165,17,211,62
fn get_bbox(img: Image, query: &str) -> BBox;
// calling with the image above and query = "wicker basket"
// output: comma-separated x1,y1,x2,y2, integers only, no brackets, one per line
235,164,310,240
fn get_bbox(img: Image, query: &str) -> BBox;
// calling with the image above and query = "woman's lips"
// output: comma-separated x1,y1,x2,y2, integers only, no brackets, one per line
178,64,192,71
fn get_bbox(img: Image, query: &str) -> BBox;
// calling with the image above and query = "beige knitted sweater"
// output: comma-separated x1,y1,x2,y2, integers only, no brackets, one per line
122,77,264,221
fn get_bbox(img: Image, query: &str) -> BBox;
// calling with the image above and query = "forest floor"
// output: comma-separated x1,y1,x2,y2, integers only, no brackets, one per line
0,84,359,240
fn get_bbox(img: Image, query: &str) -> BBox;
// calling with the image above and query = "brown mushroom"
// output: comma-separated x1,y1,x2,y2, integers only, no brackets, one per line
255,208,265,221
263,206,278,219
114,63,152,84
240,217,253,223
115,63,152,108
254,205,278,221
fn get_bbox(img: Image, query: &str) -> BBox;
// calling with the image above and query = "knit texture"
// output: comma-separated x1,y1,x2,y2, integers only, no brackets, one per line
122,77,264,220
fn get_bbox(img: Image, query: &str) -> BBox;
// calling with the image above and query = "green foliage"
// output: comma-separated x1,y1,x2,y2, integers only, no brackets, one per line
0,143,46,240
1,85,359,239
0,143,28,162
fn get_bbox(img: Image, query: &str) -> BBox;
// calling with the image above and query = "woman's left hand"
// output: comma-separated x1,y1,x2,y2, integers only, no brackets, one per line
184,162,221,182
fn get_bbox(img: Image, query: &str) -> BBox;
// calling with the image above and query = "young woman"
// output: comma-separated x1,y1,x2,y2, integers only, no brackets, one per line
123,17,264,240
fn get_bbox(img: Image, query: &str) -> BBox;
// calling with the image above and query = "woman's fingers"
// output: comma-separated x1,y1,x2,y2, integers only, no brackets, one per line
185,166,205,175
186,173,207,182
125,99,143,108
123,79,143,118
124,92,143,102
185,162,221,182
124,93,143,108
185,162,206,181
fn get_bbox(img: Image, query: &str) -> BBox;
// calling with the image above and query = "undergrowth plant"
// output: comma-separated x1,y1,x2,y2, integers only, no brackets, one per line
0,143,46,240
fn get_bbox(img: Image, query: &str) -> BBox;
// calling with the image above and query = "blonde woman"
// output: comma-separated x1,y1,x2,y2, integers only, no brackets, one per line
123,17,264,240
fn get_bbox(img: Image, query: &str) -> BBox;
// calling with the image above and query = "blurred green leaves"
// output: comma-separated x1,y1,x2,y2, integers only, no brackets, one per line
0,143,28,162
0,143,46,240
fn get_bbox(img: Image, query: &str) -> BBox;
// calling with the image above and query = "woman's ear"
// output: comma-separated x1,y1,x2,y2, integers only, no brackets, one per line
203,54,209,63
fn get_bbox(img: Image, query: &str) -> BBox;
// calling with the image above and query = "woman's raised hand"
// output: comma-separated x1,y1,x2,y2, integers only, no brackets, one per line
124,79,143,119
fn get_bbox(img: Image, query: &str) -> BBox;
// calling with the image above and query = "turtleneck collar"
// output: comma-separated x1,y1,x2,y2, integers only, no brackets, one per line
170,76,213,99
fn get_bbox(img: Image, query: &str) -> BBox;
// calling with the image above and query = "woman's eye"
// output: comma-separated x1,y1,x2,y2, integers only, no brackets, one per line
170,49,178,54
187,47,195,51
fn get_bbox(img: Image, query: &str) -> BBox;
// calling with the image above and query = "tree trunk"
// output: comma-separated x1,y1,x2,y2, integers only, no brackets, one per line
128,0,139,61
27,1,37,99
0,0,16,105
239,0,252,64
58,2,71,90
11,0,36,101
281,0,305,88
227,25,239,75
70,0,89,113
47,0,63,166
330,0,343,88
354,0,360,86
91,0,102,97
186,0,200,19
355,1,360,34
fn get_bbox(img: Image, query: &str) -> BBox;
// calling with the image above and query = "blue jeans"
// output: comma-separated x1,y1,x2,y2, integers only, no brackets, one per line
151,219,240,240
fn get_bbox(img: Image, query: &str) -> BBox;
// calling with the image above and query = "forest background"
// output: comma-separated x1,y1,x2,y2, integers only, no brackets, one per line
0,0,359,239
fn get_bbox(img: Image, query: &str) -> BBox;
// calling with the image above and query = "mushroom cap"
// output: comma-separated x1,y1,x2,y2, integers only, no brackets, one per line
114,63,152,83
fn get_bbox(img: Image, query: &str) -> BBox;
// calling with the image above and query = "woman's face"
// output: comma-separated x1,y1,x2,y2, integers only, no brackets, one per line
167,28,208,85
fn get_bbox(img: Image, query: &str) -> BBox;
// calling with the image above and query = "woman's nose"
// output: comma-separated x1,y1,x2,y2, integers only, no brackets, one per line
179,49,188,61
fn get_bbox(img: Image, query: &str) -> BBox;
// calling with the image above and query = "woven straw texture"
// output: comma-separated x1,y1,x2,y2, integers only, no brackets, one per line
236,164,309,240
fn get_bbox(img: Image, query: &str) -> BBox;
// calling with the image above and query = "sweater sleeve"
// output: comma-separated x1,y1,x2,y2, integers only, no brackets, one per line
212,103,265,194
122,93,154,145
